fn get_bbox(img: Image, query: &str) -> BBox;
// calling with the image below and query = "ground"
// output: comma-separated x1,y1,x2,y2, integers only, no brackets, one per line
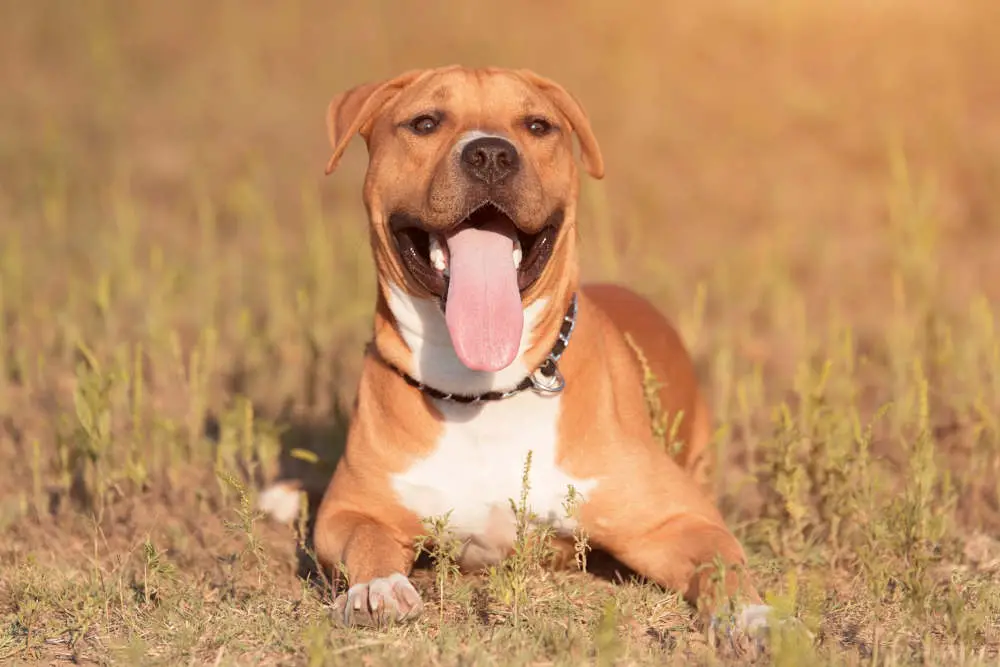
2,1,1000,665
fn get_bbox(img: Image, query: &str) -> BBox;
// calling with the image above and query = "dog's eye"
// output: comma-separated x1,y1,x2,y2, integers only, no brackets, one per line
409,115,440,136
526,118,553,137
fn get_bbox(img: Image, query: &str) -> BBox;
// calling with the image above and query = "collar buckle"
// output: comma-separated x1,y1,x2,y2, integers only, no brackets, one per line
529,363,565,394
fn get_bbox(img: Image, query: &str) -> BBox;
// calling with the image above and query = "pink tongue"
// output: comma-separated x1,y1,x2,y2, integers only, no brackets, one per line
445,221,523,372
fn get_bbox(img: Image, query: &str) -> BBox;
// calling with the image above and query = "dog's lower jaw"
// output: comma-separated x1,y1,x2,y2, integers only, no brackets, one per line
381,281,550,396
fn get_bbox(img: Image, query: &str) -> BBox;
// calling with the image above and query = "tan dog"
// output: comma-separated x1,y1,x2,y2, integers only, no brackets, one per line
260,65,771,631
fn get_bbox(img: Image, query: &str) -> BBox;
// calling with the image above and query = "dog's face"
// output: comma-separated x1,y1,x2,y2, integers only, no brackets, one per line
324,66,603,372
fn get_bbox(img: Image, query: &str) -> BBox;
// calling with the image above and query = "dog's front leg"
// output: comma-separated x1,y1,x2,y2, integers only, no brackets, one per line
597,512,764,618
314,509,423,628
576,456,771,632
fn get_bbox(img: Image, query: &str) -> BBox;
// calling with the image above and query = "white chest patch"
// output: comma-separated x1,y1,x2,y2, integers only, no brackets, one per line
385,283,598,565
390,392,597,560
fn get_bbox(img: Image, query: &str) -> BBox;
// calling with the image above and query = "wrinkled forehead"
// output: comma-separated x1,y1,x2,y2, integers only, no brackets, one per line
390,70,556,128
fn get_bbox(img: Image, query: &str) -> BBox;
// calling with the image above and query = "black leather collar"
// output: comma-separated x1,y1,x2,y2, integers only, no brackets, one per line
383,293,578,404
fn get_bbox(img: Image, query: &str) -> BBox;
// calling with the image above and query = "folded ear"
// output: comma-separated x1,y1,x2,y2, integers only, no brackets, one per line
513,69,605,180
325,69,430,175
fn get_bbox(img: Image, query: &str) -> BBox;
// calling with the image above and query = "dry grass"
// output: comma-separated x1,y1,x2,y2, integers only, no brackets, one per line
2,0,1000,664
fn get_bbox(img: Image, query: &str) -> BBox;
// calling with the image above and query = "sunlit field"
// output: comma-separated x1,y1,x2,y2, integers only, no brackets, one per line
2,1,1000,664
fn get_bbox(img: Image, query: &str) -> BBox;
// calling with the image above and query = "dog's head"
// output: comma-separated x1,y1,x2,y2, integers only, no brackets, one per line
325,66,603,375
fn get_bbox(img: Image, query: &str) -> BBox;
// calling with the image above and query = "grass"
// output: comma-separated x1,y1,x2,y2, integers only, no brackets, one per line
2,0,1000,664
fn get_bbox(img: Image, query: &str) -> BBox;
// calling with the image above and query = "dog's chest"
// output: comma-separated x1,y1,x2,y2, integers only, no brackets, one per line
390,393,595,551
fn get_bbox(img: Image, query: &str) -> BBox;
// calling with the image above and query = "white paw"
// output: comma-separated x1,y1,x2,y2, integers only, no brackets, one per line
711,602,814,649
711,603,774,638
733,603,773,633
257,483,302,524
333,573,424,628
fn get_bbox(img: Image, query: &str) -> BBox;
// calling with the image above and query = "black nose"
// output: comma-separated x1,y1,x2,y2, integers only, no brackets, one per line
460,137,520,184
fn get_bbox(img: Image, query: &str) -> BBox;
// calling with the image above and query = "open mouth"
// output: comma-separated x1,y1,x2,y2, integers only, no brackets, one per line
390,203,560,300
390,203,562,372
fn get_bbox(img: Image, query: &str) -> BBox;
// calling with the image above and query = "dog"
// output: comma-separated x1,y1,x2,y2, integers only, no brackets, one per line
260,65,771,632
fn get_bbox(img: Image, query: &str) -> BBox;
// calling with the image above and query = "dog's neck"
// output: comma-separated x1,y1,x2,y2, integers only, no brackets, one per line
371,251,580,399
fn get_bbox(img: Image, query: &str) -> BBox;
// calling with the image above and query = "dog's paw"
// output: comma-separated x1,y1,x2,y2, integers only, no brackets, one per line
710,603,774,650
711,602,771,632
257,482,302,524
710,603,813,652
332,573,424,628
732,603,773,634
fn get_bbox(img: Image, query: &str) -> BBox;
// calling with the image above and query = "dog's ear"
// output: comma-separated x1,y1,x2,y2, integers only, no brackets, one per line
514,69,605,180
324,69,429,175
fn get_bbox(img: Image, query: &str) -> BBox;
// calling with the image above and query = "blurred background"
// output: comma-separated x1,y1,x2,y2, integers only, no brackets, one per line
3,1,1000,662
2,0,1000,537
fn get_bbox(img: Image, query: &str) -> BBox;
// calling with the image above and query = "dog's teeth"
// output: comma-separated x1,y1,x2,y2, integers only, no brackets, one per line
513,239,523,269
429,235,448,274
